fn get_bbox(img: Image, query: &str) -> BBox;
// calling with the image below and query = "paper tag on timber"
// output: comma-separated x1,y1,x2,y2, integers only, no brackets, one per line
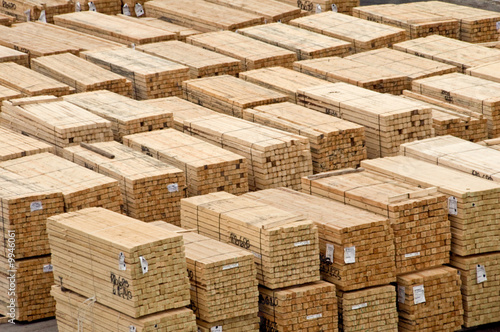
477,264,487,283
306,313,322,320
252,251,262,259
38,10,46,23
75,2,81,11
211,326,222,332
129,326,137,332
198,329,202,332
315,4,322,13
119,252,126,271
352,303,367,310
43,264,53,273
139,256,148,274
413,285,425,304
222,263,239,270
24,10,31,21
122,4,131,15
397,286,405,303
30,201,43,212
405,252,420,258
294,240,310,247
135,3,144,17
326,243,334,262
344,246,355,264
88,1,96,11
167,183,179,192
448,196,457,215
496,21,500,30
331,4,338,12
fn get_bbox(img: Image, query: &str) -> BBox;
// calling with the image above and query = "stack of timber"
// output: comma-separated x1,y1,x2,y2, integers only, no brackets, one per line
153,222,259,326
73,0,122,14
0,0,73,23
337,285,398,332
0,13,14,26
205,0,301,23
47,208,191,318
81,48,189,100
352,4,459,39
197,314,259,332
401,91,488,142
51,286,197,332
0,45,29,66
302,169,450,274
62,142,186,224
123,129,249,196
0,126,54,161
181,192,320,289
243,102,366,173
275,0,358,15
479,137,500,151
244,188,396,290
0,86,22,102
397,266,463,331
186,31,297,70
0,62,73,97
289,12,406,53
0,255,55,321
1,96,113,151
179,112,313,190
182,75,288,117
411,72,500,138
63,90,173,142
259,281,338,332
239,66,333,103
297,82,433,158
31,54,133,96
116,15,201,42
54,11,176,45
450,252,500,327
466,60,500,84
294,48,456,94
137,41,242,79
0,152,123,212
238,23,352,60
393,35,500,73
145,0,263,32
361,156,500,256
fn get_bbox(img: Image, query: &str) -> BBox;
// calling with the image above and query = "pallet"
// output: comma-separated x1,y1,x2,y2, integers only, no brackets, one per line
0,12,14,26
31,54,133,97
73,0,121,14
361,156,500,256
274,0,358,15
0,255,55,322
181,192,320,289
80,48,189,100
186,31,297,71
145,0,263,32
243,102,366,173
197,313,259,332
205,0,300,23
289,12,406,53
302,169,450,274
259,281,338,332
116,15,201,42
62,142,185,224
0,86,22,102
0,126,54,161
297,82,433,158
63,90,173,142
0,0,73,23
153,222,258,322
47,207,191,318
0,45,29,67
397,266,463,332
137,41,242,79
244,188,396,291
51,286,197,332
337,285,398,332
123,129,249,197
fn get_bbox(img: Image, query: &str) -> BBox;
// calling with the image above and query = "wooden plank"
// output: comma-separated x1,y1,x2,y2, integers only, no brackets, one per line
205,0,301,23
466,60,500,85
115,15,201,41
0,126,54,161
0,85,23,102
0,12,14,26
0,45,29,67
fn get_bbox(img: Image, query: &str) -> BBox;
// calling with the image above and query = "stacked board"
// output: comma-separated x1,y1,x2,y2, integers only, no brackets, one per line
47,208,191,318
186,31,297,70
0,126,54,161
479,137,500,151
1,96,113,151
31,53,133,96
0,0,73,23
123,129,249,197
153,222,259,322
62,142,186,224
197,314,259,332
275,0,358,15
0,85,22,102
54,11,176,45
181,192,320,289
393,35,500,73
337,285,398,332
238,23,352,60
137,41,242,79
289,12,406,53
52,286,197,332
145,0,263,32
116,15,201,41
243,188,396,291
466,61,500,84
0,12,14,26
361,156,500,256
179,112,313,190
259,281,338,332
396,266,463,332
0,45,29,66
297,82,433,158
63,90,173,142
450,252,500,327
0,153,123,212
205,0,301,23
411,72,500,138
81,48,189,100
302,169,450,274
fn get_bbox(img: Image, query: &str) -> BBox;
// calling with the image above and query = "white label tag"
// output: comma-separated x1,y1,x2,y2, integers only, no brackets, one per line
477,264,487,283
344,246,355,264
306,313,322,320
222,263,239,270
30,201,43,212
198,328,202,332
167,183,179,192
405,252,420,258
38,10,46,23
123,3,131,15
352,303,367,310
496,21,500,30
134,3,144,17
326,243,334,262
75,2,81,11
211,326,222,332
315,4,322,13
43,264,53,273
448,196,458,215
252,251,262,259
24,10,31,21
129,326,136,332
139,256,148,274
119,252,126,271
88,1,96,11
413,285,425,304
331,4,338,12
398,285,405,304
294,240,310,247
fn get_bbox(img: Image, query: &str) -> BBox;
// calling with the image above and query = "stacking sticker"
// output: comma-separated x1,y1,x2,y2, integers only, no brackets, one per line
352,303,367,310
448,196,458,215
476,264,487,283
413,285,425,304
326,243,334,262
405,252,420,258
344,246,355,264
139,256,148,274
398,286,405,303
119,252,126,271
